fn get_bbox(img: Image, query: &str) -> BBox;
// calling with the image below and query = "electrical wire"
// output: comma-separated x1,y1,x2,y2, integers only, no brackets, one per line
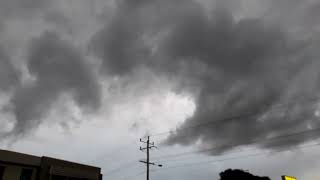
122,171,146,180
99,96,320,177
152,142,320,172
89,139,141,164
97,95,320,170
147,96,320,138
154,146,256,163
103,159,141,175
152,126,320,160
104,127,320,177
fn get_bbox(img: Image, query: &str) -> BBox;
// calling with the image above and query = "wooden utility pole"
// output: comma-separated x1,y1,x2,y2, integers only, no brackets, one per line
146,136,150,180
139,136,162,180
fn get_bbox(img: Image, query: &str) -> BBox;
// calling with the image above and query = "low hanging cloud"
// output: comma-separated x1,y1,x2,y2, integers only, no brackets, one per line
8,31,101,137
90,0,320,153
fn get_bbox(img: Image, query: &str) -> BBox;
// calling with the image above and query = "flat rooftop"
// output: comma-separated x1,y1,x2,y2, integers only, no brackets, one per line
0,149,100,170
0,149,41,166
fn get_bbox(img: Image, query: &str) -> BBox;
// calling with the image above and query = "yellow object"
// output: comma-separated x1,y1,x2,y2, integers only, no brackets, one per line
282,175,297,180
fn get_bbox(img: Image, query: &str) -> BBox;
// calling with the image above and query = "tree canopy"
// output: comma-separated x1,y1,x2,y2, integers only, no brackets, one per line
219,169,271,180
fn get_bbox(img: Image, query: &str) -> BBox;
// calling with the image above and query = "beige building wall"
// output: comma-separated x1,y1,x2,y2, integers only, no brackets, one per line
0,150,40,166
0,164,37,180
0,149,102,180
2,165,21,180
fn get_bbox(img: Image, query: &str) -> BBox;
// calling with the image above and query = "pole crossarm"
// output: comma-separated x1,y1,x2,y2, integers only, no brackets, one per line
139,160,155,165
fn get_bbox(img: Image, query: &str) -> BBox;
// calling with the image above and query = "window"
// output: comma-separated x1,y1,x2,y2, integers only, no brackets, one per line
52,175,67,180
20,169,33,180
0,166,5,180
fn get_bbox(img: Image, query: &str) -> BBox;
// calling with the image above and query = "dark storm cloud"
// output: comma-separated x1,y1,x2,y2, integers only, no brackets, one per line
162,1,320,153
0,0,50,18
162,13,320,153
44,11,73,34
8,31,101,136
0,48,19,91
90,1,148,75
90,0,320,153
90,0,203,75
163,1,320,153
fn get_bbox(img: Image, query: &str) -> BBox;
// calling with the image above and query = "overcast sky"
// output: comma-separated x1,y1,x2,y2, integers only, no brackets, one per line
1,0,320,180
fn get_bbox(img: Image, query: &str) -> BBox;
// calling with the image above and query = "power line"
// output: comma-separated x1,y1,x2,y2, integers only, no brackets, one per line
103,159,140,175
121,169,157,180
107,143,320,180
102,137,169,177
152,142,320,172
105,126,320,176
93,139,146,175
98,96,320,177
105,126,320,177
147,96,320,138
89,139,140,164
102,137,166,177
89,145,133,164
98,95,320,174
122,171,145,180
154,147,255,163
150,112,258,138
152,127,320,160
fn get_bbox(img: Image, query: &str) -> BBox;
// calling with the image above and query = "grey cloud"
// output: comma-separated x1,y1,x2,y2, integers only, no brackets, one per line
90,4,148,75
90,0,203,76
161,1,320,153
162,2,320,153
8,31,101,136
0,47,19,91
44,11,73,34
0,0,50,19
90,0,320,154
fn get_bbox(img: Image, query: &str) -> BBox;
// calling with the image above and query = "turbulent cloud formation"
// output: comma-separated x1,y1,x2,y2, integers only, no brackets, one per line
91,0,320,153
90,1,149,75
9,31,101,136
0,0,49,19
90,0,204,76
161,4,320,152
0,48,18,91
1,0,320,154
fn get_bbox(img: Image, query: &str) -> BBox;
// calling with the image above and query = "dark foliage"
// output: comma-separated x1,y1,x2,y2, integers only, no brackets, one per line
219,169,271,180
